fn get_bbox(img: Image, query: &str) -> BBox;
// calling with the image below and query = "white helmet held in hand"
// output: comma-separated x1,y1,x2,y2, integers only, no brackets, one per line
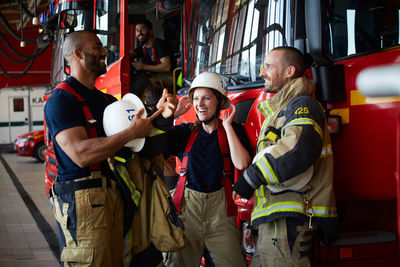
103,93,147,152
188,72,231,109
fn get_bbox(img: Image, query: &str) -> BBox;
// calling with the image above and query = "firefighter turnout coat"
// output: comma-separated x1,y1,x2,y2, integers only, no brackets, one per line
234,77,338,244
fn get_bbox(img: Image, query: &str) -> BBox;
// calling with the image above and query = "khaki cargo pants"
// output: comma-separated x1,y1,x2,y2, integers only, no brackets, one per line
250,217,315,267
52,175,124,266
165,187,247,267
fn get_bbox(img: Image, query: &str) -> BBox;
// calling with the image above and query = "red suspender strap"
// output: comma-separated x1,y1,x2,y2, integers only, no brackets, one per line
173,121,236,217
217,121,236,217
173,129,199,214
142,42,161,65
55,82,100,171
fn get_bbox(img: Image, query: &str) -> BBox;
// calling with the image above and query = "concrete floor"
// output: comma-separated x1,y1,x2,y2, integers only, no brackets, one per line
0,150,59,266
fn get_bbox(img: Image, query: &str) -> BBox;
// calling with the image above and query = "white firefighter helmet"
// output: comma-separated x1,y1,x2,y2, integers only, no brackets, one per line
253,146,313,192
188,72,231,109
103,93,147,152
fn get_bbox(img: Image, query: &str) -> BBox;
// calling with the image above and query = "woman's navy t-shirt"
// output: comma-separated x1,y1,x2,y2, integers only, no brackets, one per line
44,77,116,181
167,122,252,193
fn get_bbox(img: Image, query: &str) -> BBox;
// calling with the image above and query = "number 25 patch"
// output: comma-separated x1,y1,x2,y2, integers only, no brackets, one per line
294,107,309,115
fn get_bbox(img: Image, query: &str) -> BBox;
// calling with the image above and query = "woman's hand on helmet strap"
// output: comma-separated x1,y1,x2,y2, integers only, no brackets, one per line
222,104,236,129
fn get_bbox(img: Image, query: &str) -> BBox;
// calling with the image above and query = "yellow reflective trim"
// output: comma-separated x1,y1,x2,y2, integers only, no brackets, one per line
283,118,323,138
123,228,134,266
259,100,274,118
267,201,299,208
251,201,303,222
253,185,266,213
257,120,270,151
251,201,337,222
255,157,279,185
114,156,126,163
263,157,279,184
313,206,336,213
320,144,333,159
265,101,274,115
116,166,141,207
255,161,268,181
149,127,166,137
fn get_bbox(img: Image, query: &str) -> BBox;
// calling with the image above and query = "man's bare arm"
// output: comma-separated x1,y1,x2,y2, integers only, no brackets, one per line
55,108,162,167
132,56,171,73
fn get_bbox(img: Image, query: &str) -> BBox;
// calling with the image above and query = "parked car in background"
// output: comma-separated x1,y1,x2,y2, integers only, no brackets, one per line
14,129,46,162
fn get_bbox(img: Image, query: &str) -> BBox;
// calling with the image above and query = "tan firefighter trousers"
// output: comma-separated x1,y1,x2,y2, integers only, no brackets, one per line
53,175,124,266
165,187,247,267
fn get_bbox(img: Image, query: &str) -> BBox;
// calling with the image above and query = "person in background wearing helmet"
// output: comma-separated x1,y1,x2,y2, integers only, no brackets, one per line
233,46,338,266
164,72,252,267
44,31,165,266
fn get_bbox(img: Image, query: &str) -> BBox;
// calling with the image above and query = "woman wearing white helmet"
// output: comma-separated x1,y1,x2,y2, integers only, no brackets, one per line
165,72,251,267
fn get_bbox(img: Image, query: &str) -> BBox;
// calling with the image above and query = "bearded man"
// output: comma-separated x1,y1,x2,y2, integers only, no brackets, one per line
44,31,161,266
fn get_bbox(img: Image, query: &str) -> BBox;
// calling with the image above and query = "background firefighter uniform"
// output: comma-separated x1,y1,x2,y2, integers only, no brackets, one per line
234,77,338,266
45,77,124,266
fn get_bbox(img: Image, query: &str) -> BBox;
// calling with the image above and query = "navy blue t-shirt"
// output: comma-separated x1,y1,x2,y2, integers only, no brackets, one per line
44,77,117,181
167,122,252,193
134,39,169,66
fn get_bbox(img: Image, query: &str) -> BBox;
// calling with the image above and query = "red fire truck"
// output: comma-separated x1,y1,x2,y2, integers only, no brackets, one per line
41,0,400,265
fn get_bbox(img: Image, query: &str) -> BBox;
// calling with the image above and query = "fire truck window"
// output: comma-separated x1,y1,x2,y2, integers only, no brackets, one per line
216,0,224,27
226,58,232,73
210,30,220,64
228,14,238,57
221,0,229,25
211,1,218,27
13,98,24,112
243,0,255,48
73,12,85,31
329,0,400,59
232,54,240,74
264,0,285,52
187,0,290,83
217,26,226,63
240,50,250,77
250,45,258,80
234,6,247,53
95,0,120,65
251,4,260,43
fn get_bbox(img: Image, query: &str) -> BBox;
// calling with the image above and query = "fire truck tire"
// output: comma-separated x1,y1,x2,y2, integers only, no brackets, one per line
35,142,46,162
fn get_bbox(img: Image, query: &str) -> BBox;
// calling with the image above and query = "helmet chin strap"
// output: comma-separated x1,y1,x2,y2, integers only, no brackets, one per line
197,104,221,125
196,112,218,125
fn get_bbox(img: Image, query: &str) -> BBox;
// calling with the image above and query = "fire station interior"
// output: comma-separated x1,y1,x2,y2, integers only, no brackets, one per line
1,0,400,266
